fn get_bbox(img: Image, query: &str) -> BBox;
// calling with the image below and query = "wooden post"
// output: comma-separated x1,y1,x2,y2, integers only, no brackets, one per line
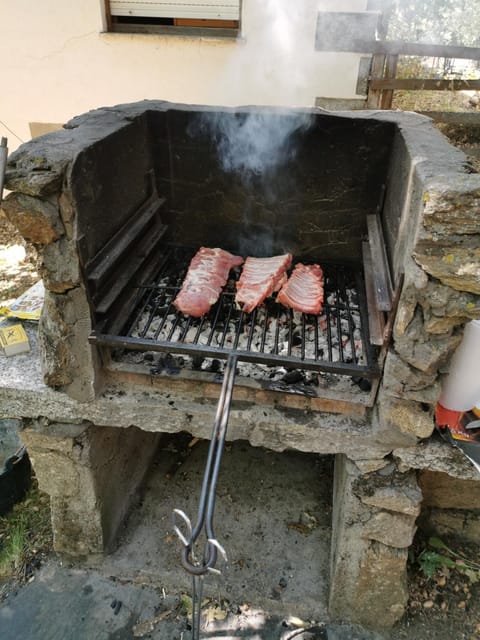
380,54,399,109
366,0,394,109
367,54,386,109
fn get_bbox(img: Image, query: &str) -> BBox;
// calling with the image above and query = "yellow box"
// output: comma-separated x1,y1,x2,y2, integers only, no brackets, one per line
0,323,31,356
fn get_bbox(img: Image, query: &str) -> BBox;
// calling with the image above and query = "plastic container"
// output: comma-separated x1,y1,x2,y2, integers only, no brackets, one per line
439,320,480,411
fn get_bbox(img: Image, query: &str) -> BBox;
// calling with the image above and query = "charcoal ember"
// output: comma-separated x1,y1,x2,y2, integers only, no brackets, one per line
192,356,204,370
263,380,317,397
291,332,302,346
352,376,372,392
308,373,319,387
209,359,221,373
268,367,287,379
150,354,181,375
264,297,279,314
149,361,164,375
153,292,167,306
164,353,181,375
282,370,304,385
233,319,245,334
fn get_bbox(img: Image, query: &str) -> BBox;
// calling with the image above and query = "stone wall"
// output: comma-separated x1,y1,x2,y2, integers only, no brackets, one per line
21,419,161,557
329,454,422,629
373,113,480,445
417,469,480,545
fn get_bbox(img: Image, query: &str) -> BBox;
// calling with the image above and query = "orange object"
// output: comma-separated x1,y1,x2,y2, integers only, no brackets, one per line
435,403,462,430
436,402,480,442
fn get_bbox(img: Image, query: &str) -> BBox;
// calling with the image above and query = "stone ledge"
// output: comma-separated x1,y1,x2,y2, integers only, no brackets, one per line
0,322,393,458
393,436,480,481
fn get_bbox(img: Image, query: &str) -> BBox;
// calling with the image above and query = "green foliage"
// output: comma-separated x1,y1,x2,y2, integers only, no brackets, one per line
0,517,26,577
388,0,480,47
418,550,456,577
0,484,52,582
413,536,480,583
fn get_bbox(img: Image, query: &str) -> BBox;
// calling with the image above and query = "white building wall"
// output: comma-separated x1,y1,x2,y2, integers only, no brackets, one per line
1,0,369,152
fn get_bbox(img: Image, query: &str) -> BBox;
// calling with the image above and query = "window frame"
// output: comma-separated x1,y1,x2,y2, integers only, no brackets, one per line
104,1,241,37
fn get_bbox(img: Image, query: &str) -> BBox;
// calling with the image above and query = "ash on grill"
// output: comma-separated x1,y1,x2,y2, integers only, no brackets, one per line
103,247,377,395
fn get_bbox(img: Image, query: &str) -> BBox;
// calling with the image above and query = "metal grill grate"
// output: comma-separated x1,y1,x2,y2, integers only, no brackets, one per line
91,246,379,378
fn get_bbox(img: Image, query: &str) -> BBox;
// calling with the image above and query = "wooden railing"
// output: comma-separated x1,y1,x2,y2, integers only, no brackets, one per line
367,42,480,109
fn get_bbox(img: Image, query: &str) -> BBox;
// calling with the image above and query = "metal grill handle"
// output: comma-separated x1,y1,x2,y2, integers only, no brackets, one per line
173,353,237,576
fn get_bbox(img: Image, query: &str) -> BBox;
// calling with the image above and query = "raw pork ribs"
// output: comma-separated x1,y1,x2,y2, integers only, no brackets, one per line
235,253,292,313
277,263,324,315
173,247,244,317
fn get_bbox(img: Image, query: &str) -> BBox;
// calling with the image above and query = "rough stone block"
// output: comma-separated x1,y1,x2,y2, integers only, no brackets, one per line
377,395,435,440
357,480,422,517
2,191,64,244
418,507,480,545
422,180,480,236
382,351,438,400
357,460,412,504
354,458,390,474
414,244,480,295
424,312,465,335
392,262,429,338
419,470,480,510
21,421,161,557
354,542,409,629
39,288,99,400
41,236,80,292
394,439,480,481
50,496,103,556
394,307,462,374
362,510,417,548
329,455,414,629
59,191,74,239
5,129,75,196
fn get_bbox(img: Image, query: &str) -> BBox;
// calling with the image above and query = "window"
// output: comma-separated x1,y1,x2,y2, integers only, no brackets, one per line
105,1,241,36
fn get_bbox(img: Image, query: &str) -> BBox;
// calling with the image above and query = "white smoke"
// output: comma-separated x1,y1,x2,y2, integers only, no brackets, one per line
204,109,312,175
226,0,321,107
190,0,319,178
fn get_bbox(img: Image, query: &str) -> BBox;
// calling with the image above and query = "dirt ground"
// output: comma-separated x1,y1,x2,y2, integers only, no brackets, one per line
1,436,480,639
0,211,38,302
1,115,480,639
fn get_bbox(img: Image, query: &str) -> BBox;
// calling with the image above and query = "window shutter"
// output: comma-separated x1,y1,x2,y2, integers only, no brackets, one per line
110,1,240,21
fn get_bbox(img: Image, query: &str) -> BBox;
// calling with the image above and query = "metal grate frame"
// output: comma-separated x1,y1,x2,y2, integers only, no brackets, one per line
90,246,380,379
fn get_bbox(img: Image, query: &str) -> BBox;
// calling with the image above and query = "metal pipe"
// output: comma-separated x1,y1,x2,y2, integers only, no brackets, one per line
0,137,8,205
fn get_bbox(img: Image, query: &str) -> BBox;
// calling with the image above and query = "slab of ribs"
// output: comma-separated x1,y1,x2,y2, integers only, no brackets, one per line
173,247,324,318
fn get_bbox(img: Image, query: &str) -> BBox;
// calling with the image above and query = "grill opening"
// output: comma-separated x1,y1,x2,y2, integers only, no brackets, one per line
91,245,380,385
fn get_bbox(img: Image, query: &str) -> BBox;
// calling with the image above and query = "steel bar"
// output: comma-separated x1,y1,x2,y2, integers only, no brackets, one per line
191,575,204,640
90,331,378,377
367,214,393,311
362,241,386,346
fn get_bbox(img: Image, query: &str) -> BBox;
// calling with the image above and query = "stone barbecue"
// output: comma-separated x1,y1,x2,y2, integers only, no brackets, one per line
2,101,480,630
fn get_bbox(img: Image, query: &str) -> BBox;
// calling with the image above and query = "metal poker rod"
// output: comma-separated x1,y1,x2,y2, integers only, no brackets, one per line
173,353,237,639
